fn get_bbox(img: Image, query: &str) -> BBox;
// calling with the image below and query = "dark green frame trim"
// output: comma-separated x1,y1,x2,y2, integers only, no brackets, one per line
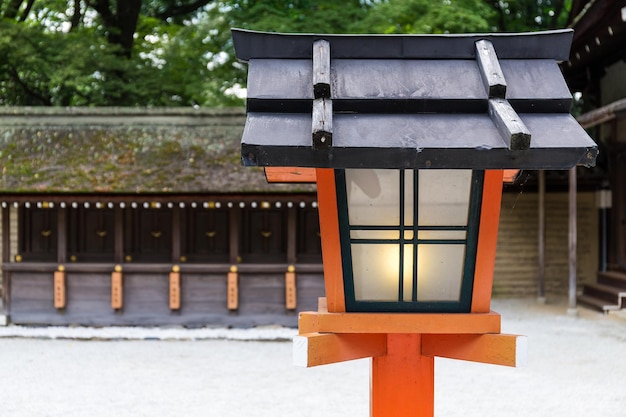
336,169,485,313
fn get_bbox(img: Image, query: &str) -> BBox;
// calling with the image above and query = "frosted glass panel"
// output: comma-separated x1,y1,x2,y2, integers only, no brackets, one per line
403,244,415,302
352,244,414,301
418,230,467,240
341,169,478,309
350,230,399,240
404,172,415,225
417,244,465,301
418,170,471,226
346,169,413,226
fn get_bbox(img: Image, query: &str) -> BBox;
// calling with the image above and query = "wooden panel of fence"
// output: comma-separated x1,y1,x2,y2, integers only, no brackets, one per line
6,266,324,327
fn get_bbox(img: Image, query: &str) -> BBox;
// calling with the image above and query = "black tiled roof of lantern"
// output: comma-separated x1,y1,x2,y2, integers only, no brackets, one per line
232,28,598,170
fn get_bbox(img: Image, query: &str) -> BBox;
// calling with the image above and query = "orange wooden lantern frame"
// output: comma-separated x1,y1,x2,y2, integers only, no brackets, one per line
316,168,504,315
269,167,513,315
269,166,525,417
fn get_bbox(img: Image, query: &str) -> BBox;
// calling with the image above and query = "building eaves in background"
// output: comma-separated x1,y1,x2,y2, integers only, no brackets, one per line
564,0,626,91
0,107,315,194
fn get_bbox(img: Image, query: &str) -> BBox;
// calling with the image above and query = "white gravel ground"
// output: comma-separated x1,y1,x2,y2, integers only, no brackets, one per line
0,297,625,417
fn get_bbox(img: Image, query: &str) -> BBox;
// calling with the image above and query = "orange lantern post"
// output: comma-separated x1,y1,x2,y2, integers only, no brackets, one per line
232,29,597,416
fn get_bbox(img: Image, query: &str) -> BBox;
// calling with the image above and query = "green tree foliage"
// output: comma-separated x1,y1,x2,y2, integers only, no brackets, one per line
222,0,370,33
355,0,572,34
486,0,572,32
0,0,576,107
199,0,371,105
0,0,213,106
353,0,495,34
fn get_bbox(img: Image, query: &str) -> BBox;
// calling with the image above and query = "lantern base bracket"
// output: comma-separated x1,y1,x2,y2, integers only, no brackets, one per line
298,308,501,335
294,331,527,368
293,332,387,367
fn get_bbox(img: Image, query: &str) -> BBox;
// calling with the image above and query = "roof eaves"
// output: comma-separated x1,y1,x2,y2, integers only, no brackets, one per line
234,30,597,170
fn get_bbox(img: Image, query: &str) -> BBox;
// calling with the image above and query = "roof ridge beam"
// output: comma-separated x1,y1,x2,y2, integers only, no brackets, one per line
475,39,506,99
232,29,574,61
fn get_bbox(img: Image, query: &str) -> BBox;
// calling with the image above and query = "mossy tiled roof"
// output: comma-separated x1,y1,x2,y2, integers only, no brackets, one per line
0,107,315,194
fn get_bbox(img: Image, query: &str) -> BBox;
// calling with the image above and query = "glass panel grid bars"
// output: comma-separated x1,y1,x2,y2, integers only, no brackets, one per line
336,169,484,313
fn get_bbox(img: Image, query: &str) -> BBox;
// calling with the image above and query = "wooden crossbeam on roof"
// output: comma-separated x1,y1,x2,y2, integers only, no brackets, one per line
475,39,507,99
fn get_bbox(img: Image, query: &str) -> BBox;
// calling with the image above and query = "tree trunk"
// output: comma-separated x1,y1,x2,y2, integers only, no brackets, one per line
3,0,24,19
70,0,82,31
115,0,142,58
18,0,34,21
154,0,213,20
90,0,141,58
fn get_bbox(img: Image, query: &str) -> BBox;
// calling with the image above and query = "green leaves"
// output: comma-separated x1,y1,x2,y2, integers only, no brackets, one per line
1,0,216,106
0,20,93,105
352,0,495,34
0,0,573,107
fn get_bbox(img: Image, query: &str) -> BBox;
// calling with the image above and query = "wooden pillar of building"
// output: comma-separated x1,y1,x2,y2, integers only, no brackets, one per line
172,205,181,263
537,170,546,303
568,167,578,315
57,206,67,264
170,206,182,311
114,206,124,264
228,205,240,311
2,205,10,317
55,207,67,310
229,205,240,265
113,206,124,311
286,204,297,310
